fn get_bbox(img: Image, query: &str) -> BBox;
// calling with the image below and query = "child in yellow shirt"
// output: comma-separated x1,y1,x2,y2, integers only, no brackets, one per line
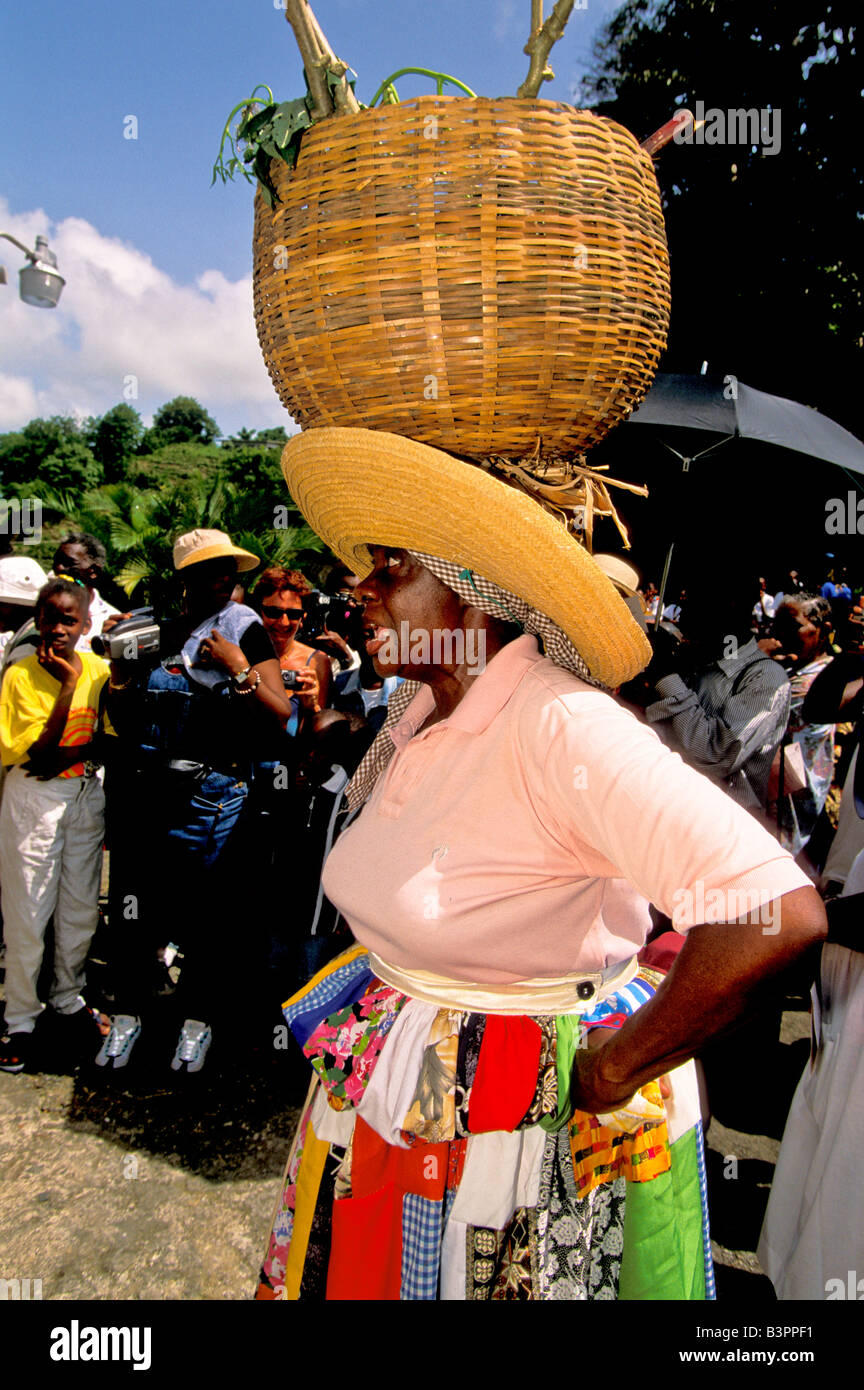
0,578,110,1071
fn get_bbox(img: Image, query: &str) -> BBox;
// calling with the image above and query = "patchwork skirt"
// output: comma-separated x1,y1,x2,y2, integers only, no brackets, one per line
257,945,714,1301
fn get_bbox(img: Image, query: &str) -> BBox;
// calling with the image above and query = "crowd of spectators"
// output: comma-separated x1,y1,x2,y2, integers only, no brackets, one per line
0,529,398,1075
0,533,861,1301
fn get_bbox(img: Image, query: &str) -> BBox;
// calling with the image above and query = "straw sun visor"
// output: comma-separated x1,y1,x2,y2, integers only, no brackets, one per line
281,428,650,689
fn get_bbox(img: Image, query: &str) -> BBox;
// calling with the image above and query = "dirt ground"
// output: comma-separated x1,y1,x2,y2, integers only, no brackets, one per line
0,990,812,1302
0,1014,311,1300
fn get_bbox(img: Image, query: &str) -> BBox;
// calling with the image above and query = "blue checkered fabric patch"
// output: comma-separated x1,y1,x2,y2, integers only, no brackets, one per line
400,1192,443,1301
282,952,374,1047
694,1119,716,1299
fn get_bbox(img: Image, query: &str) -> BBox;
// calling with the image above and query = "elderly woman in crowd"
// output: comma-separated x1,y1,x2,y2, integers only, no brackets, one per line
256,429,826,1302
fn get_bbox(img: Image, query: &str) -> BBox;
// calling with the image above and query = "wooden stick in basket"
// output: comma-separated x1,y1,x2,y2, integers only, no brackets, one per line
283,0,360,119
518,0,576,99
641,111,694,156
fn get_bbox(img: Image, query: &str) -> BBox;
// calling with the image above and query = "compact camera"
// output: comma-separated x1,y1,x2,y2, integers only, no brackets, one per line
91,607,161,662
281,669,301,691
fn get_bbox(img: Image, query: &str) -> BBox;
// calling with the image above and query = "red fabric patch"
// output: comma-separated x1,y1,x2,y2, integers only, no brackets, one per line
351,1115,449,1200
326,1183,403,1301
467,1015,543,1132
638,929,684,973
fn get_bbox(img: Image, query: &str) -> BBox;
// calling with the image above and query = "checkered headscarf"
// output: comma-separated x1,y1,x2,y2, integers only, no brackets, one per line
344,551,598,808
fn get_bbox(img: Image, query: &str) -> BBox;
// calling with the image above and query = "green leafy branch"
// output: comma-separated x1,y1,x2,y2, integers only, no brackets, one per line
211,72,358,207
211,86,276,189
368,68,477,107
213,65,473,207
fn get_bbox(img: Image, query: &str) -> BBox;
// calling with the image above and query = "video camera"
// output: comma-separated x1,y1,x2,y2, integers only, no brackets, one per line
91,607,160,662
302,590,364,646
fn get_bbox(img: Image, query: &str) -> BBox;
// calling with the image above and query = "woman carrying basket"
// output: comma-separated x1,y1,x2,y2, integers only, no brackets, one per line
256,427,826,1301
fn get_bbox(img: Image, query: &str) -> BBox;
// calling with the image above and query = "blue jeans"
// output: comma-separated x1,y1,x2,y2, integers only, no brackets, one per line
164,770,249,866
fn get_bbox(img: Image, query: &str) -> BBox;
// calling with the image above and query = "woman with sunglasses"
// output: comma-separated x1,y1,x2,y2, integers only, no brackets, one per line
253,568,331,733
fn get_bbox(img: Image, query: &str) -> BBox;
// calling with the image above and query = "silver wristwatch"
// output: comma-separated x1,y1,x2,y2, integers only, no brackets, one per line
232,666,251,687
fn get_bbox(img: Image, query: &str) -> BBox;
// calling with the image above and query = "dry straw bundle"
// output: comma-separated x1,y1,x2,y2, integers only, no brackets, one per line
253,96,670,460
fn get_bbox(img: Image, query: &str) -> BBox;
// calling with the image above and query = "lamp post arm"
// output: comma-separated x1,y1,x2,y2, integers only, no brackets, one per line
0,232,37,261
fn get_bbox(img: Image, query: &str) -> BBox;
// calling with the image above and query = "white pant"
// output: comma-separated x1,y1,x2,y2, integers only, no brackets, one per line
0,766,105,1033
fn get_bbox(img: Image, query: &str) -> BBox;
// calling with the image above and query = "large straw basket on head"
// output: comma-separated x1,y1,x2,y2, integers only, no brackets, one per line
253,96,670,458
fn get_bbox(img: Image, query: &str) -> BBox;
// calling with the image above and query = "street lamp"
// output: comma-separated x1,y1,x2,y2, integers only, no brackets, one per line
0,233,65,308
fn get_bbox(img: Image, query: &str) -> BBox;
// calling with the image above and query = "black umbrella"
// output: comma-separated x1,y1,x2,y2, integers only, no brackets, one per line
629,373,864,471
623,373,864,619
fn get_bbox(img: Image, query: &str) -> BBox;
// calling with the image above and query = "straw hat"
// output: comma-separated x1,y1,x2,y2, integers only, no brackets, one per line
0,556,47,606
172,529,259,573
281,428,651,688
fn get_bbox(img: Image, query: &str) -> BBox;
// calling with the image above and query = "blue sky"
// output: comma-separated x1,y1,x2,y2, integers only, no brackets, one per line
0,0,623,439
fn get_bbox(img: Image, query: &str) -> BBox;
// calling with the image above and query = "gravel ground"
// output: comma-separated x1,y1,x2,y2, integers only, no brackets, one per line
0,1016,311,1300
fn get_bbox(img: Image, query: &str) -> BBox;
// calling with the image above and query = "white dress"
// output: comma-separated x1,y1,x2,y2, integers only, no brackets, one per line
758,851,864,1298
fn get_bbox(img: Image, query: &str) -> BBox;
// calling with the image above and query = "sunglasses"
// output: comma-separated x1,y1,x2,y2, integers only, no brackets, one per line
260,605,304,621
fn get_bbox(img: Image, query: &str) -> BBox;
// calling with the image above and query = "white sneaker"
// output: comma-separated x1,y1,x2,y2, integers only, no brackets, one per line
171,1020,212,1073
95,1015,141,1068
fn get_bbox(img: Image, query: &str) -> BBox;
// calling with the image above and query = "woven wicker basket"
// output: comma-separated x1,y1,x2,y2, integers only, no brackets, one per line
253,96,670,458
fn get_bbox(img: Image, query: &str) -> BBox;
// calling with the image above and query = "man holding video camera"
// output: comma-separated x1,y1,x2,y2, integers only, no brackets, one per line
95,530,294,1074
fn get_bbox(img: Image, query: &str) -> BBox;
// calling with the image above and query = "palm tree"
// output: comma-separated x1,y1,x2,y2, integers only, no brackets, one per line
41,478,324,616
223,426,257,449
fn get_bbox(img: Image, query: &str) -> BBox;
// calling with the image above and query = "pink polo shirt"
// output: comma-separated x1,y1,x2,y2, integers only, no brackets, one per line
323,636,810,984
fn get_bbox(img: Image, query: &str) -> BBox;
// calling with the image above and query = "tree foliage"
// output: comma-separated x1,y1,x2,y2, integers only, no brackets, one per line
142,396,220,450
86,404,143,482
0,416,102,493
1,399,316,600
218,445,286,493
40,475,323,619
580,0,861,431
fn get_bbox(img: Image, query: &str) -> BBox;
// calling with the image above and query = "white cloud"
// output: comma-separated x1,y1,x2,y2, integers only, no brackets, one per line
0,200,294,437
0,375,40,429
493,0,519,43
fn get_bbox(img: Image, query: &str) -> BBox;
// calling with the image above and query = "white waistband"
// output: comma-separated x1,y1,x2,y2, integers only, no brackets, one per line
366,952,639,1016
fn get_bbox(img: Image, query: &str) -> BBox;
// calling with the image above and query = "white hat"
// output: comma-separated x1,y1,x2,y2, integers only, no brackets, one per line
0,555,47,606
592,553,642,599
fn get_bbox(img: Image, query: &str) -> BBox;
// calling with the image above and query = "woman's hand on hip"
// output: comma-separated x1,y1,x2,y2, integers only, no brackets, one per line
570,1027,671,1115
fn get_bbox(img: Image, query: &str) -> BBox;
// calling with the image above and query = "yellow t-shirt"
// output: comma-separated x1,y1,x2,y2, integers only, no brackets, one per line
0,651,110,778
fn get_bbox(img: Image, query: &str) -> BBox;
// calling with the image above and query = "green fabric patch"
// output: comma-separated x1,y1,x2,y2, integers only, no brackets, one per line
619,1126,706,1300
540,1015,583,1132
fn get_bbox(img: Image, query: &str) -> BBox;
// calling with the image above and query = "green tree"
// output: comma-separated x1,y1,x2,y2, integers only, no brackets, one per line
218,445,284,493
580,0,861,431
39,438,103,493
0,416,102,492
0,431,29,487
144,396,220,450
86,404,143,482
222,426,257,449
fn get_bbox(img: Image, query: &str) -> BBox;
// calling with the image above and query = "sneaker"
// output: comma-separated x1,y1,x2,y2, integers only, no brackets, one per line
0,1032,33,1073
171,1019,212,1073
94,1015,142,1068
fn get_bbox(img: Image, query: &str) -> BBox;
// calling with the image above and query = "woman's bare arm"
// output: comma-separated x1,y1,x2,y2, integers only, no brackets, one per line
570,885,827,1112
